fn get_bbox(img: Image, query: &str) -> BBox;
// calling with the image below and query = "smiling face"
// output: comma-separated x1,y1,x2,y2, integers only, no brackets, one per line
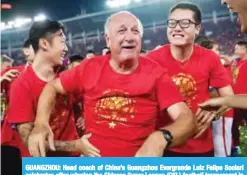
167,9,201,47
221,0,247,33
105,12,142,63
45,29,68,66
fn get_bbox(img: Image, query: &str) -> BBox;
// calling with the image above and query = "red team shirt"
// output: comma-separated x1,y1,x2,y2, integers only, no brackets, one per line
60,55,183,157
146,44,231,153
7,66,79,156
1,65,29,156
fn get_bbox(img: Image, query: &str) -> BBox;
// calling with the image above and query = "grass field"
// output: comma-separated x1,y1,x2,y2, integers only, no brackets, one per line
239,126,247,157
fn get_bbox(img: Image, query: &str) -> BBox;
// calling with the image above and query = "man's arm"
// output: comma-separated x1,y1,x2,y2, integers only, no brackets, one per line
28,78,67,157
17,121,100,157
199,95,247,110
17,122,34,147
135,102,196,157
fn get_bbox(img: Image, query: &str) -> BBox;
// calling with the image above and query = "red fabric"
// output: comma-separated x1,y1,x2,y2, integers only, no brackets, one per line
231,59,247,94
146,44,231,153
1,65,30,157
7,66,79,157
60,55,183,156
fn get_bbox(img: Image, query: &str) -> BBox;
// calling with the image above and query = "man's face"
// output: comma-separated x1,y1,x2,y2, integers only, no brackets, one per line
167,9,201,46
234,44,247,58
47,29,68,65
1,61,12,71
105,13,142,63
221,0,247,33
23,45,35,63
86,53,95,59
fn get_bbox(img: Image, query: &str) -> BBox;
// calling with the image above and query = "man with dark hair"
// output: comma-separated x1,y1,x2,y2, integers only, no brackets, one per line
68,55,84,68
7,19,99,157
86,50,96,59
147,2,234,157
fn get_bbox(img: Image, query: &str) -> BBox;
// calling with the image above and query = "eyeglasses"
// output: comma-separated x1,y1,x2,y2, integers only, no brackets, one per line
167,19,198,29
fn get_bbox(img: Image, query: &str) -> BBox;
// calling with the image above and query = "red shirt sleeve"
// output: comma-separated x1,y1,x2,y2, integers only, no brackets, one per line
60,61,86,94
145,49,165,66
209,53,231,88
7,80,35,124
156,73,184,111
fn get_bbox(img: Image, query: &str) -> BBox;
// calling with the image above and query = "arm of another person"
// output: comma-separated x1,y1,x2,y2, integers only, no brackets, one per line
199,94,247,110
17,122,100,157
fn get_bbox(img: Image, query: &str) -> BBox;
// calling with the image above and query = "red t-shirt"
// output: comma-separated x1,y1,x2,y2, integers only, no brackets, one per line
146,44,231,153
7,66,79,157
231,58,247,94
60,55,183,157
1,65,30,156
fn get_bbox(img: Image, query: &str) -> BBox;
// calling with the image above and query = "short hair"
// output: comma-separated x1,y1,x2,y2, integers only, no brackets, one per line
1,55,13,63
104,11,144,37
29,19,65,53
86,50,95,54
102,46,109,50
236,40,247,48
23,38,31,48
106,50,111,55
69,55,84,63
170,2,202,24
140,49,146,54
195,36,216,49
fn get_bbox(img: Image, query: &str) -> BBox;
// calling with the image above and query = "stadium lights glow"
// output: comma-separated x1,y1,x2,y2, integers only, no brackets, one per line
14,18,32,28
34,14,46,21
1,13,47,31
106,0,138,8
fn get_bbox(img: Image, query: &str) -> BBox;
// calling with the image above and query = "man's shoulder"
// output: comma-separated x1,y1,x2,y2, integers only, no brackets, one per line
11,66,32,91
79,55,108,69
140,56,168,75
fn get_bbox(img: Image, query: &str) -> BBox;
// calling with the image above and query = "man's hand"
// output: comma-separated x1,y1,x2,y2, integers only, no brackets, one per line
194,108,216,138
198,97,226,110
76,117,85,130
135,131,167,157
0,69,19,82
28,123,55,157
77,133,101,157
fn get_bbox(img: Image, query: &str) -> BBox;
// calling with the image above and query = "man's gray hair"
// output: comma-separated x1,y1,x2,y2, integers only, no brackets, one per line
104,11,144,37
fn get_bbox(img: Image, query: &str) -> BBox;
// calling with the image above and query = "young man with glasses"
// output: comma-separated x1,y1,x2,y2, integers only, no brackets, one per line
146,2,234,157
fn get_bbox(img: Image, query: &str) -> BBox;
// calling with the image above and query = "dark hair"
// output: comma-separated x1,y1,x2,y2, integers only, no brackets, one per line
236,40,247,48
106,50,111,55
86,50,95,54
195,36,217,50
29,19,65,53
23,38,31,48
170,2,202,24
140,49,146,54
69,55,84,63
102,47,109,50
